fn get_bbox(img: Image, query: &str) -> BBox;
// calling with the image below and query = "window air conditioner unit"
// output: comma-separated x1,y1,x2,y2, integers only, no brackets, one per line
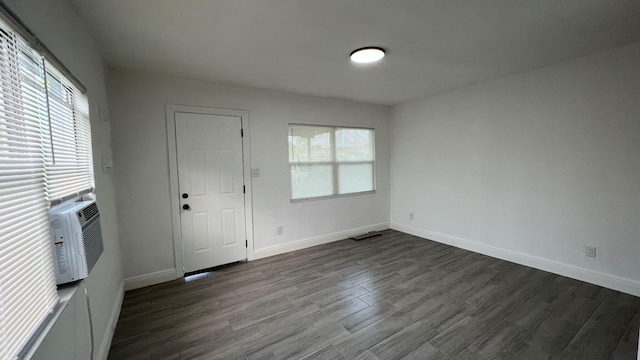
49,199,104,285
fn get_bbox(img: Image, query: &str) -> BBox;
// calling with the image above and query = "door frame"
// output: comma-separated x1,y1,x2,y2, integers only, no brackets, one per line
166,104,255,278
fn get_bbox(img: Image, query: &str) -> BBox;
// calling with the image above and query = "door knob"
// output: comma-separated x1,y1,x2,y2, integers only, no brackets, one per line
182,204,190,210
182,193,189,199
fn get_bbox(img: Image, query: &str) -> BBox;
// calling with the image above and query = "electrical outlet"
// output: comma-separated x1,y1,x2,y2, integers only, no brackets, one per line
277,226,283,235
250,168,260,177
585,246,596,258
409,212,414,220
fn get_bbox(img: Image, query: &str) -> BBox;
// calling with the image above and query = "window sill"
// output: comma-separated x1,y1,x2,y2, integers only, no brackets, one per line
290,190,376,203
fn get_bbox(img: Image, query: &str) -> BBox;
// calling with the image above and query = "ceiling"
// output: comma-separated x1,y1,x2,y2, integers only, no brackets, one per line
70,0,640,105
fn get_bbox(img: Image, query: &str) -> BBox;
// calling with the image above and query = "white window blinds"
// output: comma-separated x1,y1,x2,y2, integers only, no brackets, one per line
0,23,59,360
44,63,93,202
289,124,375,200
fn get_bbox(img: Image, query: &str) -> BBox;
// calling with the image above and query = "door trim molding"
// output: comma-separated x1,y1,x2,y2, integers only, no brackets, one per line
166,104,254,278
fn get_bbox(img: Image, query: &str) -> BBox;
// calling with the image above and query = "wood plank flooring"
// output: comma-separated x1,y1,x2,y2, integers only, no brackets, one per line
108,230,640,360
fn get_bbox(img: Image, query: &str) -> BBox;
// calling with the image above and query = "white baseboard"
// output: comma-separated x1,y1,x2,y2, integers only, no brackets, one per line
96,279,124,360
391,222,640,297
253,222,390,260
124,268,177,291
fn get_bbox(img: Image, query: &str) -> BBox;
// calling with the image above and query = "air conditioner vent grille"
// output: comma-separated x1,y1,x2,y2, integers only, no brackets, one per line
81,215,104,274
81,202,99,221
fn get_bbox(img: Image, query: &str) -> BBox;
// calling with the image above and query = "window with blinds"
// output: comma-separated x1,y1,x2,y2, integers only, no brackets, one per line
0,14,93,360
288,124,375,201
45,63,93,203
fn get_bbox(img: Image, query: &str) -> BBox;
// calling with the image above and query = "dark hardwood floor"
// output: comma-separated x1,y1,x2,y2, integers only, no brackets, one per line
108,230,640,360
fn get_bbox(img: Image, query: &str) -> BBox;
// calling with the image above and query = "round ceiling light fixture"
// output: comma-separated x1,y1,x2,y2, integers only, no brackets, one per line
350,47,385,63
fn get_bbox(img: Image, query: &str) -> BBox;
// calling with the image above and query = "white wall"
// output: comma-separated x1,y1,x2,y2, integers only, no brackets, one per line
391,42,640,295
3,0,124,358
31,288,91,360
108,70,390,283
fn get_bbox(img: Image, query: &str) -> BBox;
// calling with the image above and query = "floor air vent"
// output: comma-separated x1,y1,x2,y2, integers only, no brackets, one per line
350,231,383,241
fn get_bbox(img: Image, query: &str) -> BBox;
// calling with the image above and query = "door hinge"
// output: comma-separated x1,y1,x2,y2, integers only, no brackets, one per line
241,129,243,137
245,240,248,247
243,185,246,193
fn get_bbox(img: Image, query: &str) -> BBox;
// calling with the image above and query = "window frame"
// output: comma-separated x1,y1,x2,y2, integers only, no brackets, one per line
288,123,376,202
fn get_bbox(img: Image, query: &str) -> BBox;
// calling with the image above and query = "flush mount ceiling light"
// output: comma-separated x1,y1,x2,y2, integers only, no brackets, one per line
350,47,385,63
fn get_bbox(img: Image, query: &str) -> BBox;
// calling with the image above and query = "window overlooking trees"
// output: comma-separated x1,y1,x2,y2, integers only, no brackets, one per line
288,124,375,200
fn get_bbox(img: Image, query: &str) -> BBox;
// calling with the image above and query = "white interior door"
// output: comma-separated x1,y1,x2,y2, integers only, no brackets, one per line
175,111,247,273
